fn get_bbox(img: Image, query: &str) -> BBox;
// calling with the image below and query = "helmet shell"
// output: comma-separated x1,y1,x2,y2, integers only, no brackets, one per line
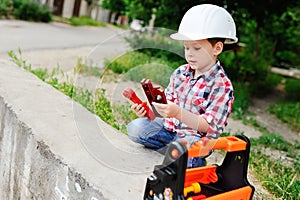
170,4,238,44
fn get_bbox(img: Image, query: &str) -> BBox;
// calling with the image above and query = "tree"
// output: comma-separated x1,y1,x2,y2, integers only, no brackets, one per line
121,0,300,87
126,0,160,24
102,0,127,23
155,0,223,29
85,0,99,17
230,0,300,84
272,6,300,68
0,0,13,18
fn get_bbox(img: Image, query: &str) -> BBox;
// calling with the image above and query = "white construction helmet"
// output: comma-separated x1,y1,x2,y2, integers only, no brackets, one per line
170,4,238,44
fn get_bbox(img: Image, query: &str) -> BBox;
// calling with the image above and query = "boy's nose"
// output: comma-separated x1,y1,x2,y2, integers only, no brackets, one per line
185,49,193,56
186,51,194,58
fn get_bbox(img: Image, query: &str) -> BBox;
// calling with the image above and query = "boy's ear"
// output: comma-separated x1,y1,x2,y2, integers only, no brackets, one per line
214,41,223,56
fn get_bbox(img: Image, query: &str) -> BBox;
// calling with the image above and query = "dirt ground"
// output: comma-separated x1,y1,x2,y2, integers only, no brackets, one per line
4,46,299,199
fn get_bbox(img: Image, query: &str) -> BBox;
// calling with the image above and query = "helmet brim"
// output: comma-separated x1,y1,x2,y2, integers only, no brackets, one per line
170,32,238,44
170,32,204,41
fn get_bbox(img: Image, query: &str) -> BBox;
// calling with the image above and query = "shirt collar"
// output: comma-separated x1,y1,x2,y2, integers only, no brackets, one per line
183,61,221,81
202,61,221,81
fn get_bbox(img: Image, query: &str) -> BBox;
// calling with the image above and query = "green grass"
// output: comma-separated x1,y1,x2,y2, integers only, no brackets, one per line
69,16,106,27
112,103,137,134
251,133,300,158
250,144,299,199
8,50,121,130
74,57,103,77
269,101,300,132
237,115,300,198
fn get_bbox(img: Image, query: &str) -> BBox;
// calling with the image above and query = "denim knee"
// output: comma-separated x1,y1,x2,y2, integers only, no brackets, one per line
127,118,149,143
126,118,168,148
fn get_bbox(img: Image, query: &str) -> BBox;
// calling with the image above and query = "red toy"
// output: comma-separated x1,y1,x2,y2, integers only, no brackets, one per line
122,79,167,120
122,87,156,120
141,79,167,118
141,79,167,105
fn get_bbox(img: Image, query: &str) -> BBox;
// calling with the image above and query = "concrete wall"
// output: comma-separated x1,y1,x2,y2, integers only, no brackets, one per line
0,60,163,199
62,0,75,18
79,0,88,17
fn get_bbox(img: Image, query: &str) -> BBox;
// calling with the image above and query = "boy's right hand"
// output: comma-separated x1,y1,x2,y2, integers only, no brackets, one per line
131,103,147,118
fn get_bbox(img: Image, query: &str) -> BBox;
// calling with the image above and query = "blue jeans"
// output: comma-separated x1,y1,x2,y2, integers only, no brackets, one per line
127,117,207,167
127,118,174,152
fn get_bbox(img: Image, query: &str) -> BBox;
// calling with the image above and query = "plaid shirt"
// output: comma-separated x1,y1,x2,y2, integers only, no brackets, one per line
164,61,234,139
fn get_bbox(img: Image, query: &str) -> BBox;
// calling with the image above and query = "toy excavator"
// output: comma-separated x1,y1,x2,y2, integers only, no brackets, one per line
143,135,255,200
122,80,255,199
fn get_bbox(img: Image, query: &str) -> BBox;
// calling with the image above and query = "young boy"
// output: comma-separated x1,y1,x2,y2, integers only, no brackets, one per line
127,4,237,168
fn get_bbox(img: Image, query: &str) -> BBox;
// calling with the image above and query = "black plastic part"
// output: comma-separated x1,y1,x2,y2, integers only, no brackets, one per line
200,135,255,198
143,135,255,200
144,141,187,200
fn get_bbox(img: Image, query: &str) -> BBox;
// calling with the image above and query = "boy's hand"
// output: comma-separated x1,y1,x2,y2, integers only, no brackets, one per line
200,137,209,146
152,101,180,118
131,103,147,118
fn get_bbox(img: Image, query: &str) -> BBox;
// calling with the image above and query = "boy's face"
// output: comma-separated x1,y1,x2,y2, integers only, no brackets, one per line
184,39,220,74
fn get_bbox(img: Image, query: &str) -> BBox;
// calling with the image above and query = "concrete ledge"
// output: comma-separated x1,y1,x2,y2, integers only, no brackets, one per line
0,60,163,199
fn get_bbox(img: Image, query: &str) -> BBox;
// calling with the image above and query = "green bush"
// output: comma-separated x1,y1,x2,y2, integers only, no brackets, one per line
0,0,13,17
285,78,300,101
104,51,150,74
105,50,183,87
231,82,251,119
125,29,185,68
247,72,283,98
265,73,283,88
13,0,52,22
123,63,174,88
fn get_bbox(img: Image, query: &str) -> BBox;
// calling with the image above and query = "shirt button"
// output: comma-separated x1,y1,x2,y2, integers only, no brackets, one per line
175,120,179,126
190,80,195,85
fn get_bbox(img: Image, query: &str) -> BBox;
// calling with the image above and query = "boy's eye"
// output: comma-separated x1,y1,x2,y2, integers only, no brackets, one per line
184,46,201,51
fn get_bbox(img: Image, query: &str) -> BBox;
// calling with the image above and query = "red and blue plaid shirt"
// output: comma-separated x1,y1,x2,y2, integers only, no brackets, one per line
164,61,234,139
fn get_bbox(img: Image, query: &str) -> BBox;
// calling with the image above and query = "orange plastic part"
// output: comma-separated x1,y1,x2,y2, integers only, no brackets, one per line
205,186,253,200
184,165,218,187
188,136,247,158
187,194,206,200
187,186,252,200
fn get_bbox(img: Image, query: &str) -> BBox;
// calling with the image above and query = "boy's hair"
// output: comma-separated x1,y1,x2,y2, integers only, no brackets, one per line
208,38,225,46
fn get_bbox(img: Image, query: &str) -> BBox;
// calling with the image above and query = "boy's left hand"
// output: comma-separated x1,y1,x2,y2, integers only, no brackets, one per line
200,137,209,146
152,101,181,119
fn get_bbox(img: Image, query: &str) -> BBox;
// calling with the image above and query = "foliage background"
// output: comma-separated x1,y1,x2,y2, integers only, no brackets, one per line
103,0,300,82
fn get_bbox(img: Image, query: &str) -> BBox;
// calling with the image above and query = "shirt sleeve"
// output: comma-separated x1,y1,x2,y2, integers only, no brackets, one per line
201,79,234,139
